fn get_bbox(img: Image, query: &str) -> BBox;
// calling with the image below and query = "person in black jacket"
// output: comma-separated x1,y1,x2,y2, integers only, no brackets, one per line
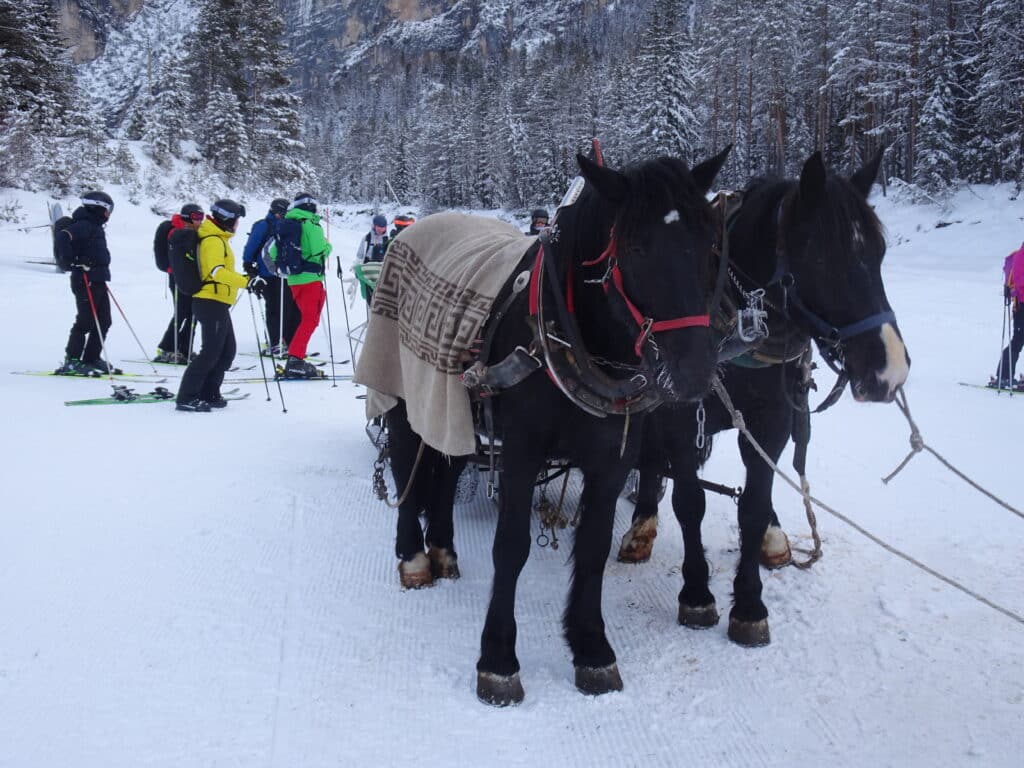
153,203,204,363
55,191,116,375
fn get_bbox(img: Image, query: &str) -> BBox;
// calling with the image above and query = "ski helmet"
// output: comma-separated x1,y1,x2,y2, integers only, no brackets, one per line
180,202,204,223
393,213,415,230
81,190,114,214
210,199,246,230
372,214,387,228
270,198,289,216
292,192,318,213
531,208,549,223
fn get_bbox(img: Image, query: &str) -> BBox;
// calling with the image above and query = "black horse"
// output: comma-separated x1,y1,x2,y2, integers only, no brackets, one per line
617,150,910,647
383,149,730,705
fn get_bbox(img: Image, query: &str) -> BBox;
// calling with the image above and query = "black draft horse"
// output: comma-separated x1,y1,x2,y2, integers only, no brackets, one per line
384,149,730,705
617,150,911,646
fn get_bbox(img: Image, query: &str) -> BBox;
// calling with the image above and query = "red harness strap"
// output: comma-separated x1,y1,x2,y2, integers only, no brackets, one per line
530,234,710,358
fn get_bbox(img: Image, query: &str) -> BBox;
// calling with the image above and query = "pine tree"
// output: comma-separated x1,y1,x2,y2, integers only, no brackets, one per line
915,23,958,195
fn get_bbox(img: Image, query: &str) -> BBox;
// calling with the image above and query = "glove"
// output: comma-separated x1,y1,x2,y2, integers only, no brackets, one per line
243,261,259,277
247,276,267,298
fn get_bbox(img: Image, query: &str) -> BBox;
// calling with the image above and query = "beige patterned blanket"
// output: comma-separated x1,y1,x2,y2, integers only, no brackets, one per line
354,212,535,456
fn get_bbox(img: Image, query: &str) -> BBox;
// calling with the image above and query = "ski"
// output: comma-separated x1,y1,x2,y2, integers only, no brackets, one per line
239,351,345,367
65,387,248,407
958,381,1024,395
122,359,257,372
222,374,352,384
12,370,169,383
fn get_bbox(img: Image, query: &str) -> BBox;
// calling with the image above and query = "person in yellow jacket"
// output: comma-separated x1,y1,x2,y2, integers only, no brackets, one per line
176,199,259,412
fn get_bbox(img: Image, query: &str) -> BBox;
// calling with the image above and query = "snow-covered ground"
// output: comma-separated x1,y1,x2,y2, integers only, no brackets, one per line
0,183,1021,767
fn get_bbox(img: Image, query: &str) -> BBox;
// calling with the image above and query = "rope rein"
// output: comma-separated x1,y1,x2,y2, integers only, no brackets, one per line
883,387,1023,520
710,377,1024,627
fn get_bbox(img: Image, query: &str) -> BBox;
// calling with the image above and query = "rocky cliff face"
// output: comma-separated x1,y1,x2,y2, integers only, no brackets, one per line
55,0,144,62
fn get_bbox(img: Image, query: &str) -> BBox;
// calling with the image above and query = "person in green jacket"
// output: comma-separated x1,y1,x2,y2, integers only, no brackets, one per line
270,192,333,378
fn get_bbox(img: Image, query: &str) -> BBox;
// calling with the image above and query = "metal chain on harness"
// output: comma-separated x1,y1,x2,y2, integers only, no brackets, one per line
695,402,706,451
536,469,573,549
373,436,427,509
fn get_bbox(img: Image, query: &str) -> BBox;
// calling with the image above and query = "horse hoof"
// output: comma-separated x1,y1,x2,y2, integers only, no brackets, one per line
617,517,657,563
575,663,624,696
727,617,771,647
398,552,434,589
760,525,792,569
427,545,460,580
476,671,524,706
678,602,719,628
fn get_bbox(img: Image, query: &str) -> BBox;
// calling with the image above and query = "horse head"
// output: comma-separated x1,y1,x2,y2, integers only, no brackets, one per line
565,147,730,403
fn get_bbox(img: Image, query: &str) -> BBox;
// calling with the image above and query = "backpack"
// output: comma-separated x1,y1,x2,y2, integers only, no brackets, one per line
53,216,74,272
154,220,173,272
168,228,215,296
274,217,324,276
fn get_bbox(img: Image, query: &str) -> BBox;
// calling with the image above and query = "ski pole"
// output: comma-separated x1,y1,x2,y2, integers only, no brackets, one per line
173,285,178,362
81,273,115,386
256,289,287,411
322,278,338,388
106,285,161,375
247,291,272,402
338,272,358,368
279,276,285,364
997,294,1010,387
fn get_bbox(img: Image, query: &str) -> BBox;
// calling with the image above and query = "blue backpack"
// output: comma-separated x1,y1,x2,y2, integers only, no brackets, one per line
273,218,315,275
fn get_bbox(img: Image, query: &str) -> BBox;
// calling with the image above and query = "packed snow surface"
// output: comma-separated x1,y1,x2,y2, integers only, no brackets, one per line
0,183,1022,767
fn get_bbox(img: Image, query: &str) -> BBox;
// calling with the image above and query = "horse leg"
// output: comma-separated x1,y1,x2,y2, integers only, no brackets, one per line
566,449,633,696
729,416,789,646
617,419,663,563
617,466,661,563
672,454,718,628
476,450,545,706
385,401,431,589
425,455,468,580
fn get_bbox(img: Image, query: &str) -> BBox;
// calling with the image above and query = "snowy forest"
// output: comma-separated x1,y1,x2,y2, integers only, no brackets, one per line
1,0,1022,210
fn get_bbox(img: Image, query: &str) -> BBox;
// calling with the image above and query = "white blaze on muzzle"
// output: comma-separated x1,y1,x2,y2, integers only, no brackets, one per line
876,323,909,394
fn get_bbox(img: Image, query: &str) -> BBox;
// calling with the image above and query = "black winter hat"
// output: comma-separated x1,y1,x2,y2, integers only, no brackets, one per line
180,203,204,222
531,208,549,222
81,190,114,213
292,192,318,213
210,199,246,230
270,198,289,215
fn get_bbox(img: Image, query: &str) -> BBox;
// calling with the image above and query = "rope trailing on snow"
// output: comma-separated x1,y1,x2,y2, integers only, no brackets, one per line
883,387,1023,520
710,377,1024,627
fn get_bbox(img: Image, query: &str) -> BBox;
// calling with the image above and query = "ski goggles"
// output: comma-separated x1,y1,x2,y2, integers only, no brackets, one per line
292,195,319,209
184,210,205,223
81,197,114,213
210,203,246,220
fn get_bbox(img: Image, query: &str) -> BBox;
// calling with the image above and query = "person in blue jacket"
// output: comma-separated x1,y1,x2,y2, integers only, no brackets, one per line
242,198,299,356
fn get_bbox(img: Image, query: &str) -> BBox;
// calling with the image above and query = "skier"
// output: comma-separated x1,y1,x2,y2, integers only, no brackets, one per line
527,208,549,235
351,214,389,304
55,191,117,375
242,198,299,356
176,199,257,412
992,240,1024,389
389,212,415,240
153,203,204,364
271,193,333,378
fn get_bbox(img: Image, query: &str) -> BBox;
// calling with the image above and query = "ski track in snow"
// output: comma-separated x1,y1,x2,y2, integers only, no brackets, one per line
0,186,1022,766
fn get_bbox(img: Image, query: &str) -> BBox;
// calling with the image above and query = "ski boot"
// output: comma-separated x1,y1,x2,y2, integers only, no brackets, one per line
175,398,212,412
83,359,124,376
281,355,324,379
54,357,95,376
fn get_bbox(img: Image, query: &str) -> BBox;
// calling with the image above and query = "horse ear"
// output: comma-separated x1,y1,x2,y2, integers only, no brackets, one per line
691,144,732,193
850,146,885,197
798,151,827,207
576,153,629,204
